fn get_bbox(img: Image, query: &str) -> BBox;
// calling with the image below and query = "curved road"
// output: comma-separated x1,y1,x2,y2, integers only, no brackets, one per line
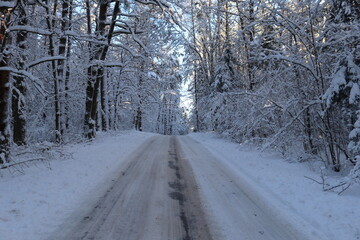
54,136,313,240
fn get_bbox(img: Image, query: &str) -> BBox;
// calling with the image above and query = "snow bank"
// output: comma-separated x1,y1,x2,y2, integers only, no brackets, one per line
189,132,360,240
0,131,157,240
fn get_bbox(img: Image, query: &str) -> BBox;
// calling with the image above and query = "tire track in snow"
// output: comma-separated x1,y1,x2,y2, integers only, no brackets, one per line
55,136,212,240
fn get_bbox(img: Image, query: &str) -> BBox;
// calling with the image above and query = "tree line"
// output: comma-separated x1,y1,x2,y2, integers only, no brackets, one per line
184,0,359,182
0,0,184,164
1,0,360,188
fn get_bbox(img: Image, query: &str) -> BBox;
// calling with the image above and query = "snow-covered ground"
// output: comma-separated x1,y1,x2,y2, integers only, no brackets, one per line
1,131,359,240
0,131,157,240
189,133,360,240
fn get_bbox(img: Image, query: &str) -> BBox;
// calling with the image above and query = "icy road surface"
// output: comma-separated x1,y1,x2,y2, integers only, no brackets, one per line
52,136,323,240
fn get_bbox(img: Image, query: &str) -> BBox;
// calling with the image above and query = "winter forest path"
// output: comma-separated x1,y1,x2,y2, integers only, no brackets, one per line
55,135,309,240
61,136,212,240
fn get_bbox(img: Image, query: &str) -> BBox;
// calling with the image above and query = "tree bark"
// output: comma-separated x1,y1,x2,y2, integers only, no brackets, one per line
57,0,72,138
0,60,10,164
0,5,12,164
190,0,200,131
64,2,73,131
84,0,108,138
247,0,255,90
12,2,27,145
84,1,120,138
101,70,109,131
135,106,142,131
44,0,62,143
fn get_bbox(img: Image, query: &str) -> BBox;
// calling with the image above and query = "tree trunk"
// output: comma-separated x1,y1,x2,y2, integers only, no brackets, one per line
101,70,109,131
12,2,27,145
0,5,12,164
84,0,107,138
303,107,317,154
190,0,200,131
44,0,62,143
84,1,120,138
85,66,101,138
0,60,10,164
247,0,255,90
64,3,72,131
57,0,72,138
135,106,142,131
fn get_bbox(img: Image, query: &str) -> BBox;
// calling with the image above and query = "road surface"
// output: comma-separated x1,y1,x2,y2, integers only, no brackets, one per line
53,136,311,240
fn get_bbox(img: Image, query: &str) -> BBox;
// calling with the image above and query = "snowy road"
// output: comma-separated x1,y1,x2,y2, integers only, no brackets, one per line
55,135,315,240
178,136,311,240
61,136,212,240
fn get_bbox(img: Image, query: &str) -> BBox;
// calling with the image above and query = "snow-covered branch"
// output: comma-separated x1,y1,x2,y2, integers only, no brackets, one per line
7,26,52,35
26,56,66,69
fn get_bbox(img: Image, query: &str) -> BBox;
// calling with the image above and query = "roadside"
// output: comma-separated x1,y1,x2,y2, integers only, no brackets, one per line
0,131,157,240
188,132,360,240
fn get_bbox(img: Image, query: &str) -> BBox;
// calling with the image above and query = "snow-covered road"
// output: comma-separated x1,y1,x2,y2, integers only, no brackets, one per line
52,135,323,240
178,136,328,240
2,132,358,239
54,136,212,240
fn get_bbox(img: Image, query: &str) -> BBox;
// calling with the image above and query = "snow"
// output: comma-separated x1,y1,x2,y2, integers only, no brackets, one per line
26,56,67,69
349,127,360,139
0,67,48,95
1,131,359,240
0,2,15,8
0,131,157,240
147,71,160,80
188,132,360,240
324,66,346,107
349,82,360,104
7,26,52,36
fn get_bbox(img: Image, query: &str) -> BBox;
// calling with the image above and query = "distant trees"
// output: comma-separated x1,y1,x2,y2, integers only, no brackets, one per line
2,0,358,178
0,0,183,164
184,0,360,173
158,90,178,135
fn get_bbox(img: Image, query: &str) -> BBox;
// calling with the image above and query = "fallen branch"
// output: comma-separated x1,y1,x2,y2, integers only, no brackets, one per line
1,158,50,173
304,171,351,195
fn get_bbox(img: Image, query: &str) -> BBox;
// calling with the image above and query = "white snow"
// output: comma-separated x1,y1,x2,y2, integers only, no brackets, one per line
349,82,360,104
349,127,360,139
1,131,359,240
324,66,346,107
0,131,157,240
7,26,52,36
0,2,15,8
188,132,360,240
26,56,67,69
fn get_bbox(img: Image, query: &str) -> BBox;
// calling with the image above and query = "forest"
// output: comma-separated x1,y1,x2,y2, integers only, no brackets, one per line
0,0,359,188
